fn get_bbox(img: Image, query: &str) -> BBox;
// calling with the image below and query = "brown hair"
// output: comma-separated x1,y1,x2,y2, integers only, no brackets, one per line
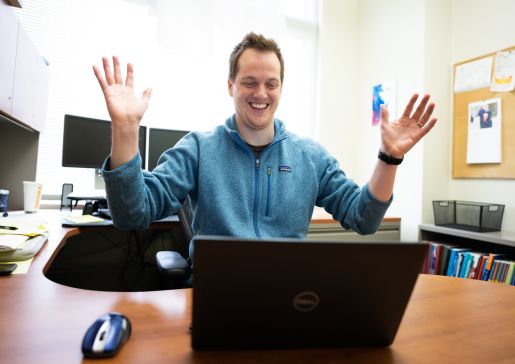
229,32,284,83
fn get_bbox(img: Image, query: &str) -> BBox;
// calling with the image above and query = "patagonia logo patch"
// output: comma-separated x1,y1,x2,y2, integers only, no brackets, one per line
278,165,291,173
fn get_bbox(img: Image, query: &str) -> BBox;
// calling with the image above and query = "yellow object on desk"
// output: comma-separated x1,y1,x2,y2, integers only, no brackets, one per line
2,258,34,274
63,214,104,224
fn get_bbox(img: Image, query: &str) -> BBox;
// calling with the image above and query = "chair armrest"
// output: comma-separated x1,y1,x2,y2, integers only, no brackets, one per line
155,251,191,279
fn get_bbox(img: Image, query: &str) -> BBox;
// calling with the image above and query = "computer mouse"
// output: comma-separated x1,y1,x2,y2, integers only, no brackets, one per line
81,312,131,358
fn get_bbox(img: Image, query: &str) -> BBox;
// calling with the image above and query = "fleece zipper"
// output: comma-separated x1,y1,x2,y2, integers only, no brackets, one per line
253,158,262,238
225,118,288,238
266,167,272,217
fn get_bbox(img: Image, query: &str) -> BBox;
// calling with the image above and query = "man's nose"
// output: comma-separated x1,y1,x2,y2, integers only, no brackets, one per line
253,84,267,99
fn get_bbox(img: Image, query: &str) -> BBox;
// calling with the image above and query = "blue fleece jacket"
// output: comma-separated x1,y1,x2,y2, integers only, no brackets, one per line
102,115,391,238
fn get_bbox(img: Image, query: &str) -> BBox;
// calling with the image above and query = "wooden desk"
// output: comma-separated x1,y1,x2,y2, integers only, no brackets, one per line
0,212,514,363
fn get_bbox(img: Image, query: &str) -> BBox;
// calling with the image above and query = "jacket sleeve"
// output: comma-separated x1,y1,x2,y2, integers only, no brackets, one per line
315,152,392,235
101,134,199,230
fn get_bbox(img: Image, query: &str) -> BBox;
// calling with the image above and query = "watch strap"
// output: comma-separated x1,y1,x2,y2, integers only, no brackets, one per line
378,149,403,165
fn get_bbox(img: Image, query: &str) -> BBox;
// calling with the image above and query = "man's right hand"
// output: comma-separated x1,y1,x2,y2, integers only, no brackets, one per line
93,56,152,169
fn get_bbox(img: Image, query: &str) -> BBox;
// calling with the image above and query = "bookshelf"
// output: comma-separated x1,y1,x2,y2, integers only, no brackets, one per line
419,224,515,285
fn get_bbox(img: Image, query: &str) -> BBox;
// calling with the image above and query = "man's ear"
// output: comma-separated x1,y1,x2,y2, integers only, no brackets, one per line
228,79,233,97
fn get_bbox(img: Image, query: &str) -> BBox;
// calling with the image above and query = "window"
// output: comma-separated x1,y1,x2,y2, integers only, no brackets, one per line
16,0,319,196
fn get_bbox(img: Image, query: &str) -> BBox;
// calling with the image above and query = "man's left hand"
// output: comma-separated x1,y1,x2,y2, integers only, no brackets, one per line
380,93,437,159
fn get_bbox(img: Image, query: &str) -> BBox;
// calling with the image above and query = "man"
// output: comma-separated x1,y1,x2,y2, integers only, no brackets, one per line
93,32,436,239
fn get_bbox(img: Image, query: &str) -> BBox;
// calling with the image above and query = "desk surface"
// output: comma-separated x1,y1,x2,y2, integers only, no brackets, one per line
0,211,514,364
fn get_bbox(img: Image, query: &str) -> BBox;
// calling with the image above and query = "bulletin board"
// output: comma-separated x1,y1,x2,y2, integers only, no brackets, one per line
452,46,515,179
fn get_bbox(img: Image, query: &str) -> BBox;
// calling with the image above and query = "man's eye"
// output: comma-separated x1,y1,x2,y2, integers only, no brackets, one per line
267,83,278,89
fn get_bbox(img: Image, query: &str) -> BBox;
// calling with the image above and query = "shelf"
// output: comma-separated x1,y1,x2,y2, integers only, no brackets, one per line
419,224,515,249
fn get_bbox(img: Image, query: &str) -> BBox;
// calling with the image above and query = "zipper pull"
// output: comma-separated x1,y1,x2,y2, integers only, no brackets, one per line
267,167,272,175
255,158,260,169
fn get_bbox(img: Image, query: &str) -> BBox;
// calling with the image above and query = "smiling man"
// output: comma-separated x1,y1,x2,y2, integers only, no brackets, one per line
228,46,282,146
94,32,437,240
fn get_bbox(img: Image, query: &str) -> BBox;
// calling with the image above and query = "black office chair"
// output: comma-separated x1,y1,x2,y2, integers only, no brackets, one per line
155,197,193,288
60,183,74,211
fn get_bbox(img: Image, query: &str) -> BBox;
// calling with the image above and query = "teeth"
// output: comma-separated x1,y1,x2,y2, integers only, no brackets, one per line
250,103,267,109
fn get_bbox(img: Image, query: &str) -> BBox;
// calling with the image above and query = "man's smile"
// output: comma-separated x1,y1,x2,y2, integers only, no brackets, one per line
250,102,268,110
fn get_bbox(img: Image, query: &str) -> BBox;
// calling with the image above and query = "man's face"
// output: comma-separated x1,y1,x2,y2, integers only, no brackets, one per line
228,48,282,136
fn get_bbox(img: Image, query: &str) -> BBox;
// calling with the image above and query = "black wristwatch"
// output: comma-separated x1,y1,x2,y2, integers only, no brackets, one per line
378,149,403,165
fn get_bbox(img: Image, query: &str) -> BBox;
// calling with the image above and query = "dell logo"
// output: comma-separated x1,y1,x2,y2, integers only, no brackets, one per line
293,291,320,312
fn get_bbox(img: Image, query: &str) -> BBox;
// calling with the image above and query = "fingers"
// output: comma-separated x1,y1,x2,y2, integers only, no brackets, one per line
113,56,123,85
142,88,152,102
126,63,134,88
419,117,437,137
411,94,430,120
92,65,109,94
401,94,419,118
96,56,134,89
380,104,389,123
418,102,435,125
102,57,115,85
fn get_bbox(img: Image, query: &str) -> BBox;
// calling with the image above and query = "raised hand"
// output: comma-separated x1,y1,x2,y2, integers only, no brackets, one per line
92,56,151,132
380,94,437,158
93,56,152,169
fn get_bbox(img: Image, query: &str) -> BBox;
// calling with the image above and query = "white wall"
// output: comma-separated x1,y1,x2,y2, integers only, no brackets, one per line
319,0,427,240
319,0,515,237
421,0,452,224
317,0,360,179
448,0,515,232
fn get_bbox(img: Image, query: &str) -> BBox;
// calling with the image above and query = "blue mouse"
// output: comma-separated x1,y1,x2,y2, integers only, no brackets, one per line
82,312,131,358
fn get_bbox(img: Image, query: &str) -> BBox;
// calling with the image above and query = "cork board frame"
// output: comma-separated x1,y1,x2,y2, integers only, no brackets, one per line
452,46,515,179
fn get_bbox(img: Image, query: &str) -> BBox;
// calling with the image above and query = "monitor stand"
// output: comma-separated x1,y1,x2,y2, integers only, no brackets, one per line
94,169,105,190
80,169,110,219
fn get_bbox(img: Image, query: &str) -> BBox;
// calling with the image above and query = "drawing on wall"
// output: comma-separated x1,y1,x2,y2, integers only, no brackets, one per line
466,98,502,164
454,57,493,93
371,81,396,126
490,51,515,92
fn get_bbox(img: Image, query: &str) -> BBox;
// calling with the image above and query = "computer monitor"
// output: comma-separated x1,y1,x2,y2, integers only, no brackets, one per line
148,128,189,170
62,114,147,169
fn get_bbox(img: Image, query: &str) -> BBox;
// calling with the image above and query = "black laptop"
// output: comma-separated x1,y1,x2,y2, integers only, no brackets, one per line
191,235,428,351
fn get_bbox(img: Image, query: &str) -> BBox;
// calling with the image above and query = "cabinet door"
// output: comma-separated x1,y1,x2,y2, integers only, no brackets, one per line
11,24,49,132
0,2,19,115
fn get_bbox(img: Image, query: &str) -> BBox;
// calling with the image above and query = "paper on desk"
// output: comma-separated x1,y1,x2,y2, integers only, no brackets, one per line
3,258,33,274
0,216,48,237
0,234,30,251
64,214,104,224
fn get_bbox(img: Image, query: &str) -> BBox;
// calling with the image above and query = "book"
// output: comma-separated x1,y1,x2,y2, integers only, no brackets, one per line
474,254,488,280
446,248,469,276
420,240,431,274
489,261,501,283
506,262,515,286
454,251,469,278
459,253,472,278
481,253,503,281
433,244,442,275
467,253,482,279
498,260,513,284
437,244,454,276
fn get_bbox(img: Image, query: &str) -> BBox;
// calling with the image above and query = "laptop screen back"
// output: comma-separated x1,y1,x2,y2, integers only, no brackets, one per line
191,236,427,350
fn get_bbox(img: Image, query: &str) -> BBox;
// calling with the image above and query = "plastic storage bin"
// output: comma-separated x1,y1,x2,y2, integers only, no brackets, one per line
432,200,504,232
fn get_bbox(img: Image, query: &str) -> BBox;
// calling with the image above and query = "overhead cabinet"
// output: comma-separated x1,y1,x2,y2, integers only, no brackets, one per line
0,1,49,132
